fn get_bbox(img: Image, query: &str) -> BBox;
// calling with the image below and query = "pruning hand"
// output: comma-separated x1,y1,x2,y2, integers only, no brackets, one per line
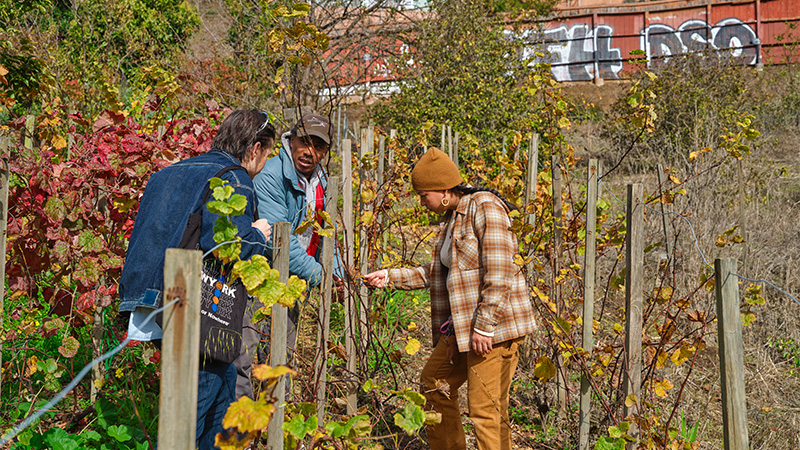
364,269,389,288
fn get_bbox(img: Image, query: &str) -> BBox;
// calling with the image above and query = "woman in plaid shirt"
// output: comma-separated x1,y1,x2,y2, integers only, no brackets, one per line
365,148,536,450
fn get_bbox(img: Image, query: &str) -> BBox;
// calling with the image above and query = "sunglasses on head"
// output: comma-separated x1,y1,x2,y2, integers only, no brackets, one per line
256,112,271,134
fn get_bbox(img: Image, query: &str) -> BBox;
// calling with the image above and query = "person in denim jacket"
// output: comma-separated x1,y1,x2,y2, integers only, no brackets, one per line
119,109,274,450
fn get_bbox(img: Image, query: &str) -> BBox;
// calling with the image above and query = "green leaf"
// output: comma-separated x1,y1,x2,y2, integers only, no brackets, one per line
207,199,235,216
211,184,235,202
43,428,80,450
226,194,248,215
81,430,102,441
392,388,426,407
394,403,425,435
107,425,132,442
282,414,317,439
213,217,238,244
77,230,104,253
594,436,626,450
95,398,119,430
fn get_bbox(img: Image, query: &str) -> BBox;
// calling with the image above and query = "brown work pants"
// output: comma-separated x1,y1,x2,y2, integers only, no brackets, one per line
420,335,524,450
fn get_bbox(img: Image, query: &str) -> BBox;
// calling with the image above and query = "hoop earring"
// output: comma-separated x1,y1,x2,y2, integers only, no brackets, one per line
441,198,449,207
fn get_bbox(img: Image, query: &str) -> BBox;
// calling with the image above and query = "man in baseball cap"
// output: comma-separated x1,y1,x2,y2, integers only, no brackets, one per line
293,113,331,146
241,113,339,400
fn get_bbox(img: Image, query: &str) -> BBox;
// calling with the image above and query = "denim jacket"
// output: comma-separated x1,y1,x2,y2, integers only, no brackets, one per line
119,150,266,312
253,133,339,287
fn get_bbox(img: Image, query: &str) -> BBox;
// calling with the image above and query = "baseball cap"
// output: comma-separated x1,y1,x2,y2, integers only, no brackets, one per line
293,113,332,145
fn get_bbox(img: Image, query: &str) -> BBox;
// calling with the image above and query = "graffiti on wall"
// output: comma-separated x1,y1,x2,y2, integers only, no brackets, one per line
529,17,759,82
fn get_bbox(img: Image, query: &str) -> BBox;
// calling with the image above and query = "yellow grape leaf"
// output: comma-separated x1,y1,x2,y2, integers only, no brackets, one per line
625,393,637,407
534,356,556,382
52,136,67,150
653,378,674,398
362,379,374,393
222,396,274,432
656,350,669,369
514,253,532,267
670,345,695,366
405,338,421,355
113,196,138,213
741,311,756,326
26,355,39,376
424,411,442,425
360,188,376,203
360,210,374,226
215,431,257,450
531,286,549,302
407,322,418,331
656,286,673,301
251,364,296,383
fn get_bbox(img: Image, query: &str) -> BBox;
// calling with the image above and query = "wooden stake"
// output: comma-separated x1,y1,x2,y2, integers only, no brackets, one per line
341,139,357,415
389,130,397,168
525,134,540,228
358,128,372,373
623,184,644,445
0,153,9,401
453,131,459,168
267,222,291,450
316,178,339,425
24,116,35,150
579,159,598,450
715,258,749,450
158,249,202,450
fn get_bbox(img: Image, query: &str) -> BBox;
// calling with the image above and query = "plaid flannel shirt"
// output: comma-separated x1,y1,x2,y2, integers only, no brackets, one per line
388,192,536,353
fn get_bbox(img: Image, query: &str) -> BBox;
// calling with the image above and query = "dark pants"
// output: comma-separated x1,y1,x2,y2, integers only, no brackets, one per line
234,300,299,399
197,361,237,450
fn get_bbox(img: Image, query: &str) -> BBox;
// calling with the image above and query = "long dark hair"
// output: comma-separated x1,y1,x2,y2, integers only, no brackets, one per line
212,109,276,161
452,184,519,212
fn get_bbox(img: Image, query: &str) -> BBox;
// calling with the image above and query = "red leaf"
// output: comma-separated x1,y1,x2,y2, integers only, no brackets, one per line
75,290,97,311
92,110,126,133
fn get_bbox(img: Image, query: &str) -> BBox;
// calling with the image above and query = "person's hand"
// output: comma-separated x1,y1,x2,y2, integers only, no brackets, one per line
363,270,388,288
470,332,493,356
253,219,271,242
445,335,459,364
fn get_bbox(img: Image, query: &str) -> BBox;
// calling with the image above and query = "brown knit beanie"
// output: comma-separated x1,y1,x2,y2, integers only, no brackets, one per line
411,147,463,191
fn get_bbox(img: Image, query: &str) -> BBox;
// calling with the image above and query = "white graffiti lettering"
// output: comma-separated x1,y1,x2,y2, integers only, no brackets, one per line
641,17,758,66
519,17,759,82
